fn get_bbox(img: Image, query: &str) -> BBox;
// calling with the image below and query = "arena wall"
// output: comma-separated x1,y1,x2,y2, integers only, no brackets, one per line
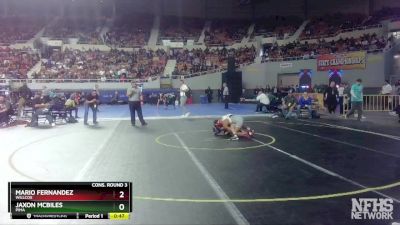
23,52,388,93
242,52,386,89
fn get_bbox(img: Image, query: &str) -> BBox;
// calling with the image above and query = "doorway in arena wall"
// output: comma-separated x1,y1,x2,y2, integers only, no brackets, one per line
277,73,298,88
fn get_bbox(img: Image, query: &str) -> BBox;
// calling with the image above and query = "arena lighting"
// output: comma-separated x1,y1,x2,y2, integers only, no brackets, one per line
394,54,400,59
299,69,312,77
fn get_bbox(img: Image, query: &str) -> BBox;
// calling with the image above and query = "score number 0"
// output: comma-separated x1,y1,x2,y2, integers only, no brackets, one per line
118,191,125,211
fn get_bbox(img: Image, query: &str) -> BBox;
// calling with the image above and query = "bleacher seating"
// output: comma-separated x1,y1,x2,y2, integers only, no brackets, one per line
37,48,167,80
158,16,204,43
263,33,389,62
253,16,302,40
0,16,45,45
300,13,373,40
0,47,40,79
43,18,104,45
104,15,153,48
204,19,251,46
170,46,256,75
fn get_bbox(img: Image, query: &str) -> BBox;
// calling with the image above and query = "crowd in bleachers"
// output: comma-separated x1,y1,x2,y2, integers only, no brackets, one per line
263,33,389,61
300,13,373,40
43,18,104,45
0,17,44,45
1,9,400,79
159,17,204,43
0,47,40,79
104,15,152,48
205,20,250,46
37,48,167,80
253,16,303,40
171,46,256,75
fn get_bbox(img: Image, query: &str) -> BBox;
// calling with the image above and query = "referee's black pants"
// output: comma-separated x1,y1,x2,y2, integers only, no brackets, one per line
129,101,146,125
223,95,229,109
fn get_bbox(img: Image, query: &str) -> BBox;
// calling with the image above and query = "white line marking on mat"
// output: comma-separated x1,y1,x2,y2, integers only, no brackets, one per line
298,119,400,141
174,133,249,225
99,114,266,121
251,138,400,203
267,122,400,159
74,121,120,181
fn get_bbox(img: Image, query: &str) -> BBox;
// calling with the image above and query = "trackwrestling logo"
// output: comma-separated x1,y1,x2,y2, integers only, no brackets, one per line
351,198,394,220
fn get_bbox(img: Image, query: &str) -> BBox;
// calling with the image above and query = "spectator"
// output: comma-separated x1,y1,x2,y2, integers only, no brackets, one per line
65,95,78,119
345,79,364,121
205,87,213,103
0,95,12,126
28,92,55,127
282,91,298,119
338,83,345,114
324,81,339,114
217,88,222,102
297,92,313,119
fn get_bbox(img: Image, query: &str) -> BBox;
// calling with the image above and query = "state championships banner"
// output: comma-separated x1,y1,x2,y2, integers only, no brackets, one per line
317,51,366,71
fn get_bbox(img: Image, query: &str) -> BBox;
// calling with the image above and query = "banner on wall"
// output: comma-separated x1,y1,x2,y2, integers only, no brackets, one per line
317,51,366,71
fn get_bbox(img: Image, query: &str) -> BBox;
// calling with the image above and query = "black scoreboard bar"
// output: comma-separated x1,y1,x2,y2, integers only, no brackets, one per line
8,182,132,220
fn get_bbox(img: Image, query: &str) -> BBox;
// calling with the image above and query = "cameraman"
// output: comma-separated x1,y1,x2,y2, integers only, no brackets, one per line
84,90,99,125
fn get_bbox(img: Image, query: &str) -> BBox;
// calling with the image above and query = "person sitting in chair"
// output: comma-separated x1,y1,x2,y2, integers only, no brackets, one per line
0,95,12,127
29,92,55,127
110,91,120,105
297,92,313,119
282,91,298,119
65,94,78,119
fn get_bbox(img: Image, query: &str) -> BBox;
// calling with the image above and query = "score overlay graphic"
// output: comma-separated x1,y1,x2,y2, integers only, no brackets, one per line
8,182,132,220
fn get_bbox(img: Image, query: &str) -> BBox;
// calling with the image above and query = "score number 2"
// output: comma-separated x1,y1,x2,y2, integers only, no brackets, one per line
118,191,127,211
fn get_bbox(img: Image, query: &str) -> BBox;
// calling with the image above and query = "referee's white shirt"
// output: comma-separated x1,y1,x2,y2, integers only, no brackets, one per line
180,84,188,97
256,93,270,105
223,86,229,96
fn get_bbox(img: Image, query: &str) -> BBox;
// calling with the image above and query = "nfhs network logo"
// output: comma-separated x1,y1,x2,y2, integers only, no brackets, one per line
351,198,394,220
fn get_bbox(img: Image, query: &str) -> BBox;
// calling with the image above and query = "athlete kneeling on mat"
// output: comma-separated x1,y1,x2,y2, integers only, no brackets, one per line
213,114,254,140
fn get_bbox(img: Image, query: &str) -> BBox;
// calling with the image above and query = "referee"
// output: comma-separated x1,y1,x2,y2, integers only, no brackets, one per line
127,82,147,126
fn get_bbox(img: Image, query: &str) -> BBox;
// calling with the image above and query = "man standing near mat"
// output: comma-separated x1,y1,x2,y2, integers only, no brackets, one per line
127,82,147,126
345,79,364,121
180,79,190,117
84,90,99,126
223,82,229,109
